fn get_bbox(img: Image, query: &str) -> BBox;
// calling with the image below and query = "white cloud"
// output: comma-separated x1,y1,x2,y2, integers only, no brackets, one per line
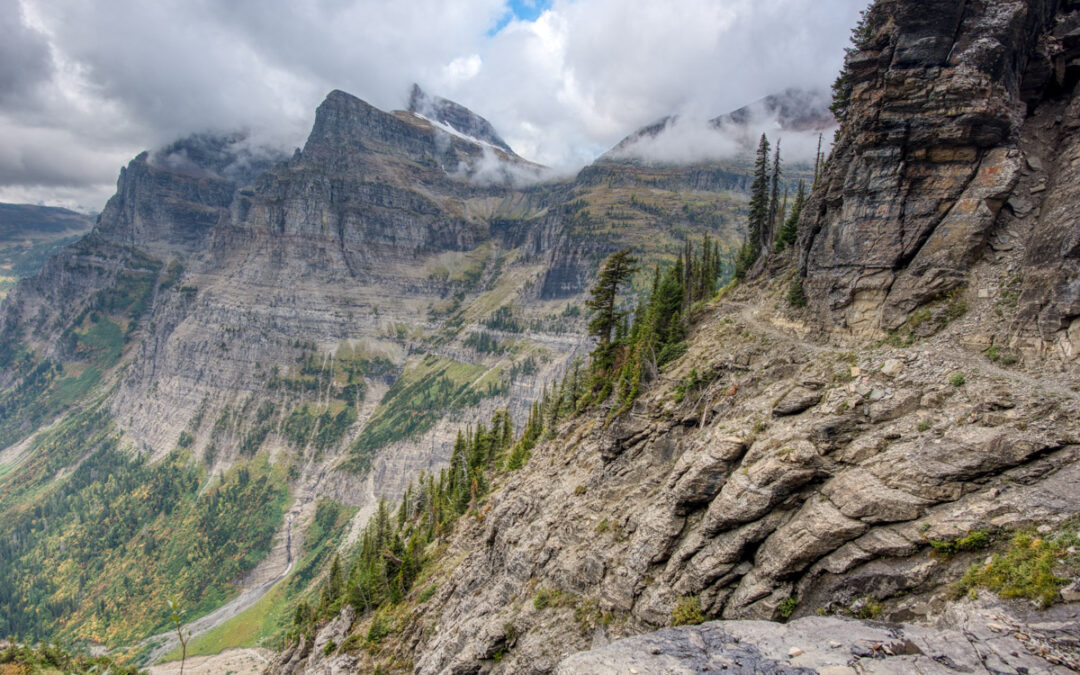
1,0,868,211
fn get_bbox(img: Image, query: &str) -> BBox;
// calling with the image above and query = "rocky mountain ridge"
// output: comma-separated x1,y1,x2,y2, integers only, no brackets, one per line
602,87,835,166
0,78,785,656
798,0,1080,353
271,1,1080,673
408,84,516,155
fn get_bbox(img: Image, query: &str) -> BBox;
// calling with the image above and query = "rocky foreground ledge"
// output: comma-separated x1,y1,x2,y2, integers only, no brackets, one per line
555,597,1080,674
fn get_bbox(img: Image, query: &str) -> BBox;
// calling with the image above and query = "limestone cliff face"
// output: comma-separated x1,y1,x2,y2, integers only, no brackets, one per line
357,289,1076,674
273,3,1080,674
101,89,576,479
799,0,1080,357
0,79,772,654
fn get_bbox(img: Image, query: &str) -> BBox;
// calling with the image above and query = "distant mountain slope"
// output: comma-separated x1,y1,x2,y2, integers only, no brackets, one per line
269,3,1080,674
602,87,835,166
0,203,94,241
0,79,820,664
0,203,94,298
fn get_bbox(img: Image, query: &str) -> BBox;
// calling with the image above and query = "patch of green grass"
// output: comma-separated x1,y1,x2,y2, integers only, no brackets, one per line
928,529,992,556
671,595,705,626
853,596,883,620
572,597,612,636
778,595,798,619
164,580,289,661
950,372,967,387
533,586,569,611
52,366,102,406
985,345,1019,366
957,527,1080,607
75,317,125,368
345,355,502,472
943,291,968,322
417,585,437,604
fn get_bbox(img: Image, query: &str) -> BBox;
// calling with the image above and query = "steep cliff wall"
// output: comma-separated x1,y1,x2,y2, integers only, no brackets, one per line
799,0,1080,357
276,3,1080,673
0,83,762,653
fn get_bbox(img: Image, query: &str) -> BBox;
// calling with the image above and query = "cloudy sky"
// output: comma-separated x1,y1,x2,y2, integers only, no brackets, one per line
0,0,867,212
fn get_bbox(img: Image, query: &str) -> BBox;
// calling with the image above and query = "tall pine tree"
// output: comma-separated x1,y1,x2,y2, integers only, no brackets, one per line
585,248,638,376
776,180,805,250
766,140,782,247
735,133,771,279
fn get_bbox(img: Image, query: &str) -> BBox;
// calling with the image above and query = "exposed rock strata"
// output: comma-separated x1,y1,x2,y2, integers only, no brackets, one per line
798,0,1080,353
283,289,1079,674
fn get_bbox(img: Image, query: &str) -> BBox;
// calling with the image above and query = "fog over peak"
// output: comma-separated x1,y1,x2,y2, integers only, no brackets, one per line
0,0,868,211
604,87,838,166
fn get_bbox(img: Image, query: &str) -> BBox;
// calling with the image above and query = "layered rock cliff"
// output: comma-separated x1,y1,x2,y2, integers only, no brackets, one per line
276,2,1080,673
0,83,766,654
799,0,1080,356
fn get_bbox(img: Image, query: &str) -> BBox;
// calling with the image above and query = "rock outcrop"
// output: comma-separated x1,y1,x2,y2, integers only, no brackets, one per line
408,84,515,154
373,293,1078,674
798,0,1080,357
272,3,1080,674
557,597,1080,674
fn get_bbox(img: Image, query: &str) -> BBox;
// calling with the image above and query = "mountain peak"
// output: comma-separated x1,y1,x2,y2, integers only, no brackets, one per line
600,87,835,166
711,87,834,133
407,84,514,154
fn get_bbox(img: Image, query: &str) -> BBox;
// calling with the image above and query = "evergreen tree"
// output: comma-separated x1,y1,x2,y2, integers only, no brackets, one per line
735,134,771,279
766,141,782,246
776,180,805,250
831,3,877,122
585,249,639,383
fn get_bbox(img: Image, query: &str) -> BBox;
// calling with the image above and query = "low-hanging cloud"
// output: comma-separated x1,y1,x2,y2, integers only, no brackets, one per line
608,92,839,167
1,0,868,211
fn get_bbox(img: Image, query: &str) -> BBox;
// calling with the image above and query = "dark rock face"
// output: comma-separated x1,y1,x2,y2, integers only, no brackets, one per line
797,0,1080,350
150,132,286,185
97,151,236,257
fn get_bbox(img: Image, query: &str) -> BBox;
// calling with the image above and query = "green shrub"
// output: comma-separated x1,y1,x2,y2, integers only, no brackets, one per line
778,595,798,619
786,278,808,307
957,529,1079,607
950,372,966,387
853,596,883,620
533,586,567,611
366,611,394,645
930,529,992,556
671,595,705,626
